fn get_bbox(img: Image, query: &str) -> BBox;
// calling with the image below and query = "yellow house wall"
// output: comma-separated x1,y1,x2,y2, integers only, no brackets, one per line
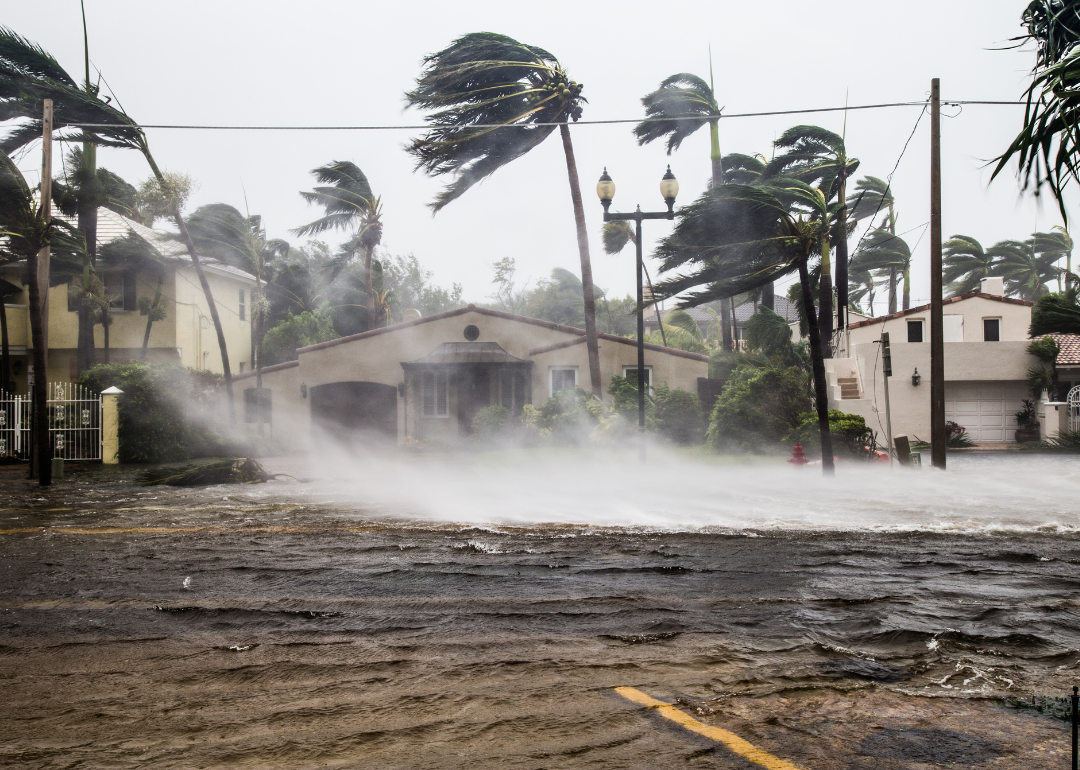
172,267,253,374
529,339,708,399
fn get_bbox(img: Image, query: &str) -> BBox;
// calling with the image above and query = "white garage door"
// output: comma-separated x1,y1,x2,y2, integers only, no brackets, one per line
944,382,1027,443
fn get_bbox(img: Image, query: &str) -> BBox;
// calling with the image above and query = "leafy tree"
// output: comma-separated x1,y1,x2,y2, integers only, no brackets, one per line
524,267,586,328
707,362,810,453
787,409,874,460
489,256,530,314
261,305,336,366
596,294,637,336
765,125,859,350
292,161,382,331
405,32,603,396
378,252,462,321
651,181,837,472
654,382,705,445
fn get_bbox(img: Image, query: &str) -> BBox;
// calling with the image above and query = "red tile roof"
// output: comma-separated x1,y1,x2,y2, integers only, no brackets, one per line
1046,333,1080,366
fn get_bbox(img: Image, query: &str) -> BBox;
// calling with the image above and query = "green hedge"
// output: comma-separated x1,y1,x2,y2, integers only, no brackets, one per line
79,362,238,463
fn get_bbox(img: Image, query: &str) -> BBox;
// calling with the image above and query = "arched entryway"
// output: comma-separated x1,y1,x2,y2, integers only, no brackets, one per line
310,382,397,443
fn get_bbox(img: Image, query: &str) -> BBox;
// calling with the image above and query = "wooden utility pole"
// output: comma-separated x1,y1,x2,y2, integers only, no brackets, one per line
929,79,946,469
29,99,54,484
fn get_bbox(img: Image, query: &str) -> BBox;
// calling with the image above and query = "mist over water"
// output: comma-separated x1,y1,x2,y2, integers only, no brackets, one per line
295,445,1080,533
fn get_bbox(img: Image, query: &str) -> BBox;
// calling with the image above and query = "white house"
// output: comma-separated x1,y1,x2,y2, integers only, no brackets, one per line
824,277,1040,444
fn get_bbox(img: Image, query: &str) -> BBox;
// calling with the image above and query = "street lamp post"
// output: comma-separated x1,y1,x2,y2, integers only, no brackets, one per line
596,166,679,460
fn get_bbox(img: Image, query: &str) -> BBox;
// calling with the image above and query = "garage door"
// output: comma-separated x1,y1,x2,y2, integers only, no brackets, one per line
944,382,1027,443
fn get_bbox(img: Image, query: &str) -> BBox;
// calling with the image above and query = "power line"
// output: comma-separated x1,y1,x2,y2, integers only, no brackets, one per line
62,99,1022,132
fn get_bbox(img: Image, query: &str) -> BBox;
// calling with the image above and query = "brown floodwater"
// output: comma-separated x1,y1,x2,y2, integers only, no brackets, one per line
1,452,1078,768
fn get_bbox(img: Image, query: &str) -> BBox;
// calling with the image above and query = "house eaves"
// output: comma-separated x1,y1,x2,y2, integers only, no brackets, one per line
847,291,1034,330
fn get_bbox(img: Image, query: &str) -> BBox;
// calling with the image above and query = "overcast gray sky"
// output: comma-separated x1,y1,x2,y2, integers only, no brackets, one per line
8,0,1073,311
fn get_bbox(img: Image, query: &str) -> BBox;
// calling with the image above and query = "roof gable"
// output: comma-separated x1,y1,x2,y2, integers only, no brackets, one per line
848,291,1033,330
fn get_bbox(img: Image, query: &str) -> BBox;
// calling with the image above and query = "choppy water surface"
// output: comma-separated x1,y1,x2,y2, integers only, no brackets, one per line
1,451,1078,768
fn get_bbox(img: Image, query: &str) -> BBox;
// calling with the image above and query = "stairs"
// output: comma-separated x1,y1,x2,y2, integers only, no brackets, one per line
837,376,861,400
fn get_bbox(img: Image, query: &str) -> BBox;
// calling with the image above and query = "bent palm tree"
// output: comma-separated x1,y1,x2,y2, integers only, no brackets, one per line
943,235,995,296
996,237,1059,300
850,229,912,312
292,162,381,330
404,32,602,396
765,125,859,349
650,181,836,474
1032,225,1074,289
847,176,899,309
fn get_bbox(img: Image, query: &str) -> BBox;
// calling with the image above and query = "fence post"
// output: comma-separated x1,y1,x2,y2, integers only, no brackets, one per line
101,386,123,464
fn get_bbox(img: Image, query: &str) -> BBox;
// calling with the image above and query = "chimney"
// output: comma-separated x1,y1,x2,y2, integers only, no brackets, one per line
980,277,1004,297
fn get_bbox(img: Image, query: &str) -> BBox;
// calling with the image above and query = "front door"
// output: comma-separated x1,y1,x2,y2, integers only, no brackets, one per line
457,368,491,434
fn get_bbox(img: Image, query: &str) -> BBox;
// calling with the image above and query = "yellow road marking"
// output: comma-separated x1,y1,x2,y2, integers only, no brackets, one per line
615,687,804,770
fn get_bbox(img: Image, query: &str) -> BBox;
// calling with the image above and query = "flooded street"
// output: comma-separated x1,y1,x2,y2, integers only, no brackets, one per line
2,452,1079,768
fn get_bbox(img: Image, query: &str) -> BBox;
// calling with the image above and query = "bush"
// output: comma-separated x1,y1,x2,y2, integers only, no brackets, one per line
527,388,602,444
471,405,510,440
654,383,704,445
608,375,657,432
79,362,238,463
787,410,874,460
261,305,337,366
707,364,810,452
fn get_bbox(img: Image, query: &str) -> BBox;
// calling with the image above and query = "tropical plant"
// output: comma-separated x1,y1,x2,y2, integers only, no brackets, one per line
651,181,837,471
943,235,996,296
524,267,587,328
645,308,708,353
993,0,1080,223
846,176,898,312
997,234,1063,299
261,305,336,367
654,382,705,445
765,125,860,347
707,361,810,453
1031,286,1080,335
744,306,794,356
787,409,874,460
1034,226,1074,289
404,32,602,396
95,231,166,360
292,161,381,331
850,228,912,312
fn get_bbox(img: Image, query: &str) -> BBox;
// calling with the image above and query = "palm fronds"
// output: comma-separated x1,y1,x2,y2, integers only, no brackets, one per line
633,73,720,153
1030,286,1080,335
404,32,584,212
602,219,635,255
720,153,766,184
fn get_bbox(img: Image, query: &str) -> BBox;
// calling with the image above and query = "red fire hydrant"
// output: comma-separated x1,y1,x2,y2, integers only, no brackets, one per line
788,443,809,466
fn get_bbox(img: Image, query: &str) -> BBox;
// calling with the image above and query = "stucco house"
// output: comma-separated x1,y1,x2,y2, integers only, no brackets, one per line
824,277,1042,443
0,207,255,391
235,305,709,448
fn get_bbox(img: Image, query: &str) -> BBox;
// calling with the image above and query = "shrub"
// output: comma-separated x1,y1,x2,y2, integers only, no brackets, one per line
261,305,337,366
654,383,704,445
79,362,238,463
531,388,601,444
607,375,657,433
707,363,810,452
471,405,510,440
788,410,874,460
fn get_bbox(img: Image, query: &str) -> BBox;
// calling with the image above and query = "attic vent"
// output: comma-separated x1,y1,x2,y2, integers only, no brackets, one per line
463,325,480,341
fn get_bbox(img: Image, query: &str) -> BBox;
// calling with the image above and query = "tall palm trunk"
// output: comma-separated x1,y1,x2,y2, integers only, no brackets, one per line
559,123,601,397
709,121,736,347
902,262,911,310
818,230,834,357
719,300,733,350
143,153,235,419
0,294,9,392
141,274,163,359
27,249,50,485
798,254,835,475
834,175,850,330
364,244,375,331
75,144,98,375
887,267,898,314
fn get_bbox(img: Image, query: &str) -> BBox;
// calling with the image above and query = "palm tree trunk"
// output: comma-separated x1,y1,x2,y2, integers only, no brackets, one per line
0,293,9,392
760,282,774,311
818,233,834,358
888,267,897,314
720,300,733,350
902,264,911,310
364,244,375,332
75,145,98,376
709,119,725,187
729,296,738,348
558,123,602,397
142,152,234,419
27,248,50,486
834,177,849,330
141,274,163,359
798,255,835,475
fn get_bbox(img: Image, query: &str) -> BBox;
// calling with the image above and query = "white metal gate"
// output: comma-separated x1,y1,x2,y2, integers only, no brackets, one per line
0,383,102,461
1068,385,1080,434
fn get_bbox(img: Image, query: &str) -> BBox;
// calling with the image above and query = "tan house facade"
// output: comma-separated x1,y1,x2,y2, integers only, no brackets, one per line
235,305,709,448
0,207,255,391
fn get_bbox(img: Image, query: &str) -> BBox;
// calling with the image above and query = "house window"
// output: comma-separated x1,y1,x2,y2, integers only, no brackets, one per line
983,318,1001,342
422,370,448,417
550,367,577,395
500,369,527,412
239,289,246,321
103,270,137,311
622,366,652,391
907,320,924,343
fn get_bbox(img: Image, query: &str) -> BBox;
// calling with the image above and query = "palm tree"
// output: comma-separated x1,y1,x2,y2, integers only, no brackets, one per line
0,25,238,419
292,162,381,331
1032,226,1074,289
847,176,900,309
996,237,1059,300
95,231,166,359
404,32,602,396
943,235,995,296
850,229,912,313
993,0,1080,224
187,203,289,396
650,180,837,474
765,126,860,353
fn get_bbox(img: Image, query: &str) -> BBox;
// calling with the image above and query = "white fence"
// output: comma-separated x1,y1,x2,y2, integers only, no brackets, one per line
0,383,102,461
